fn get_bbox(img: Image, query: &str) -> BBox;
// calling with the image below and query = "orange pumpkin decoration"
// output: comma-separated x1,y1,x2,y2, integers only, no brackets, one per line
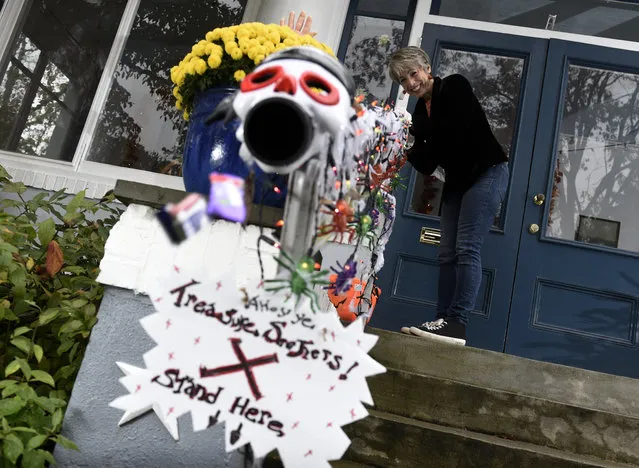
327,274,381,323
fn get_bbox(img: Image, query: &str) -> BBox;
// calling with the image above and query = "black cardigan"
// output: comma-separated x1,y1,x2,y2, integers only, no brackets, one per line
406,74,507,196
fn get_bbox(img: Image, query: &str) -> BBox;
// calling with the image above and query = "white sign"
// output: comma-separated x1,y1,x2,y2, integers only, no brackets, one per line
110,263,386,467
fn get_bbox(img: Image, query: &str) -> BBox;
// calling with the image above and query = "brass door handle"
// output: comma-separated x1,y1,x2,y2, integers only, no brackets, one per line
529,224,540,234
533,194,545,206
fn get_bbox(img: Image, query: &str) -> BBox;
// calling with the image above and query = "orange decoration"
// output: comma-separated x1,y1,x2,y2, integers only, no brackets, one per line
327,274,381,324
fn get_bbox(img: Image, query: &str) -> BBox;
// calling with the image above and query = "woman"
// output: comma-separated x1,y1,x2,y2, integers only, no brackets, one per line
389,47,509,346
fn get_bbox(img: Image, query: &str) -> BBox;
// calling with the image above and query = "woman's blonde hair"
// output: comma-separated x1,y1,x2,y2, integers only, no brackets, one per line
388,46,431,83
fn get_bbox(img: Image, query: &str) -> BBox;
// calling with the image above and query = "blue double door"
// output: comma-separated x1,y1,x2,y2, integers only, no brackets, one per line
372,24,639,379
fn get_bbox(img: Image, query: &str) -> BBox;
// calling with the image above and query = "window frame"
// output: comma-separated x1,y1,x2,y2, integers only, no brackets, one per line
0,0,264,197
337,0,419,103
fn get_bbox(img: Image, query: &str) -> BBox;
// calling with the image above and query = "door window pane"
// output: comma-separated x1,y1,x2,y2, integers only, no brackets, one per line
0,0,127,161
86,0,247,175
409,48,524,229
546,65,639,253
343,16,405,104
437,0,639,44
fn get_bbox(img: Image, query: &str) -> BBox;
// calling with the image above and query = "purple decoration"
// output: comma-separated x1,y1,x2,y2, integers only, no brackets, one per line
207,172,247,223
327,258,358,295
370,208,380,227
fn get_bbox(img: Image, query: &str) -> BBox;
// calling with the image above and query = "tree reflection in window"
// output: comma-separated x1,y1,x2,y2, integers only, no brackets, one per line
0,0,127,162
548,65,639,252
343,16,404,104
86,0,247,176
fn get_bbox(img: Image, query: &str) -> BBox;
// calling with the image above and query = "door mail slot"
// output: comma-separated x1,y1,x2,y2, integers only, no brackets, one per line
420,227,441,246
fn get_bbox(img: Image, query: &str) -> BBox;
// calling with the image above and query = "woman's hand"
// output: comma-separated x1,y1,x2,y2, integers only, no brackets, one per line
280,10,317,37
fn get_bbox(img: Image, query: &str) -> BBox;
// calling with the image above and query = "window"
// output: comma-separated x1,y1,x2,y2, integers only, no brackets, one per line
434,0,639,43
85,0,248,176
0,0,128,161
0,0,248,186
338,0,418,104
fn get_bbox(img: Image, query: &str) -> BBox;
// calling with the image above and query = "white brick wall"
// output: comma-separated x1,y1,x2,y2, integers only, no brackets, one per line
97,204,279,294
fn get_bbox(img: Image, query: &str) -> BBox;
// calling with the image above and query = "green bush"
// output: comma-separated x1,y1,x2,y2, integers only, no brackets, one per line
0,165,122,467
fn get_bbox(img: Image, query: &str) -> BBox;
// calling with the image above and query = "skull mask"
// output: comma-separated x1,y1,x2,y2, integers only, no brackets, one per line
233,47,355,174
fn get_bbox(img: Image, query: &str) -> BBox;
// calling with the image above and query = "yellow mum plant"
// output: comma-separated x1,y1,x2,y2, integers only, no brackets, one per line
171,22,335,120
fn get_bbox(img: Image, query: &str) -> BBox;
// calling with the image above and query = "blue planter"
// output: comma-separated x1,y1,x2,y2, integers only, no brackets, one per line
182,87,286,207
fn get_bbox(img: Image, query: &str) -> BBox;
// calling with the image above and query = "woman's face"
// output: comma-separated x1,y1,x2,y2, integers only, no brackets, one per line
399,65,432,99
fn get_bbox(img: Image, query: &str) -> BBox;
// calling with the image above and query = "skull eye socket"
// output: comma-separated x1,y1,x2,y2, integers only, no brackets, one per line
300,71,339,105
241,66,284,92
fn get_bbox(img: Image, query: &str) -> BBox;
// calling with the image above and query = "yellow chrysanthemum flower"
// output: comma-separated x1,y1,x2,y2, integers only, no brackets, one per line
225,41,239,55
194,58,207,75
175,71,185,86
171,21,336,121
183,110,189,121
192,44,206,57
184,61,196,75
230,48,243,60
268,32,281,44
207,54,222,69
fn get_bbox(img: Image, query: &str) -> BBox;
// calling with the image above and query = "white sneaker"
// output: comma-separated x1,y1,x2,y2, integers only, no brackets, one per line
400,319,443,335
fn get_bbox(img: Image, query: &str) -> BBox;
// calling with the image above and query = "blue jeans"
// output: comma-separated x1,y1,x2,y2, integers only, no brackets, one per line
436,162,509,325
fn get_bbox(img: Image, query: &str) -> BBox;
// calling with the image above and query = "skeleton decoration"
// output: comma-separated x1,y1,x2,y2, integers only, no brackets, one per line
161,46,410,322
217,46,410,323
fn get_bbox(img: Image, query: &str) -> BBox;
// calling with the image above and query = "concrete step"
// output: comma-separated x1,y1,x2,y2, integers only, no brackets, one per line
343,409,635,468
365,328,639,465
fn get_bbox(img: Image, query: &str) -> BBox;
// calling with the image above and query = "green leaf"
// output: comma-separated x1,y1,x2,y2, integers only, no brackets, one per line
33,344,43,363
0,241,18,253
0,397,26,417
0,164,11,179
0,380,17,389
5,360,21,377
10,427,37,434
2,385,22,398
59,320,83,334
3,181,27,194
1,417,8,432
52,408,63,429
40,448,56,465
16,358,31,379
30,370,55,387
10,268,27,298
21,448,47,468
26,434,48,450
57,340,74,355
38,308,60,326
11,326,31,337
37,218,56,247
70,298,88,309
65,191,86,213
10,336,32,354
61,266,85,275
55,434,79,451
2,432,24,464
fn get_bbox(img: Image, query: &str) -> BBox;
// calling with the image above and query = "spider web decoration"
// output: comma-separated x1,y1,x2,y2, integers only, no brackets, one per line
110,263,385,467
